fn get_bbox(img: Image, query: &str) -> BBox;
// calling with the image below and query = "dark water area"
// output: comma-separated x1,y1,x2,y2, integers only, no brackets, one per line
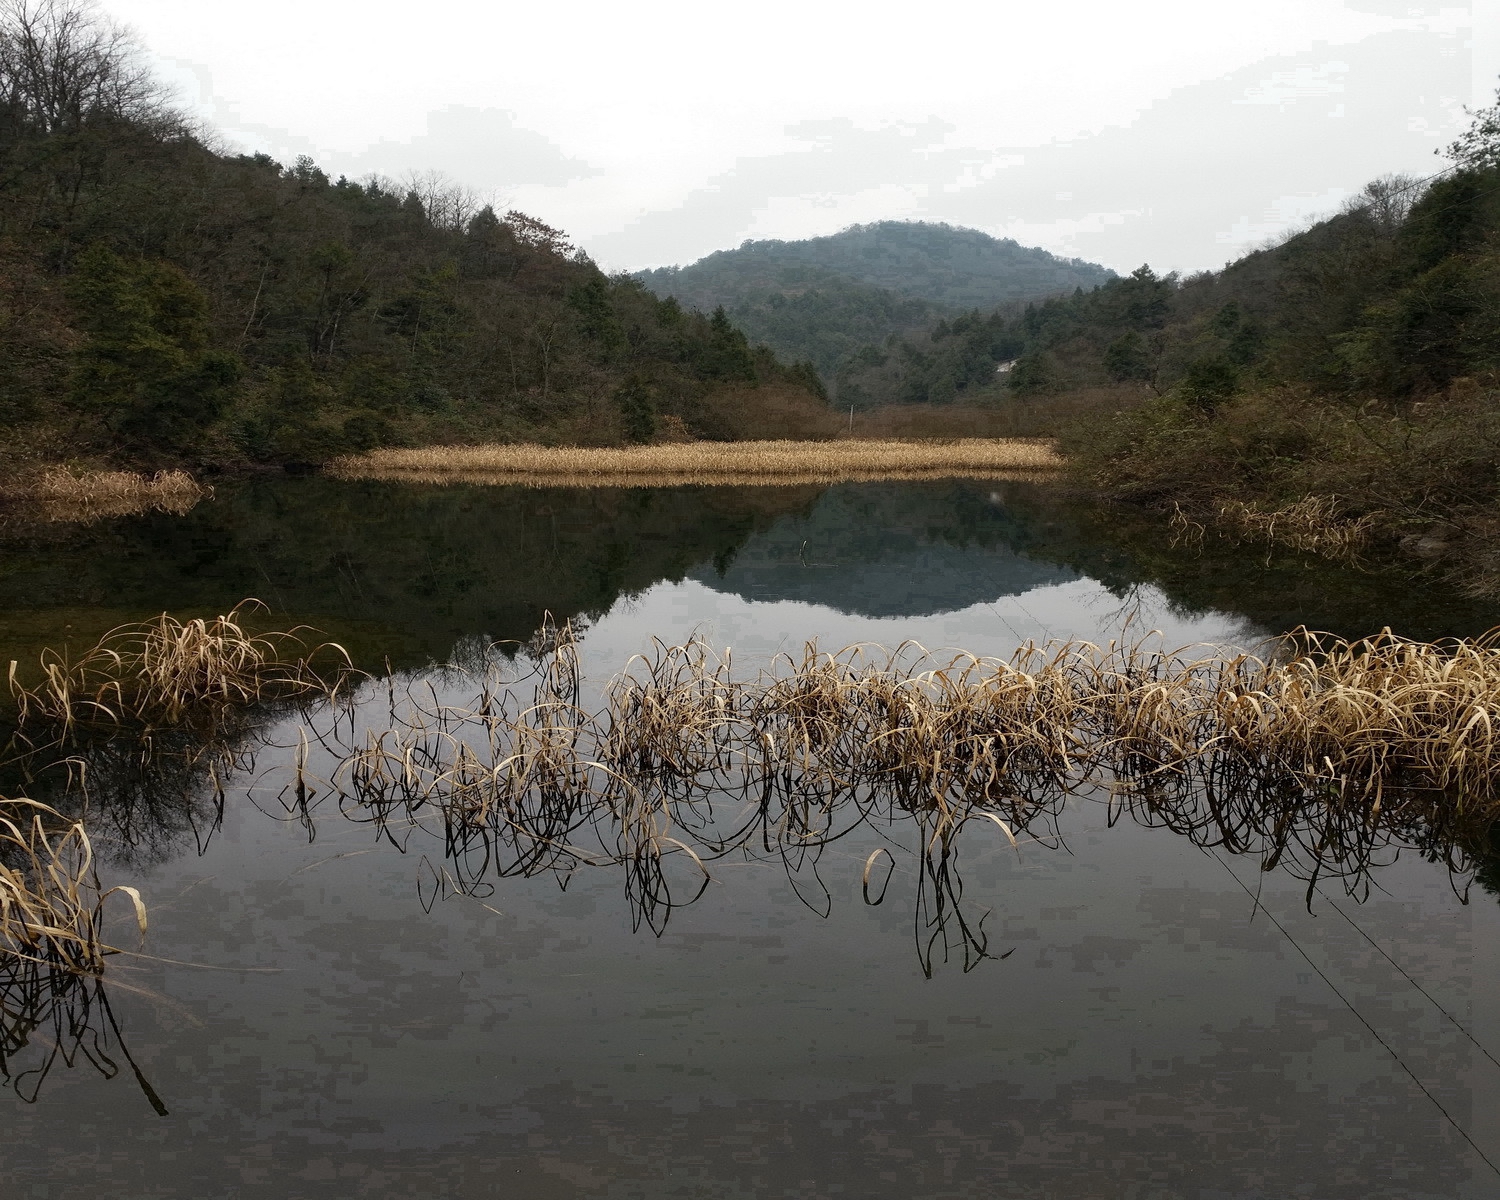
2,475,1496,673
2,477,1499,1199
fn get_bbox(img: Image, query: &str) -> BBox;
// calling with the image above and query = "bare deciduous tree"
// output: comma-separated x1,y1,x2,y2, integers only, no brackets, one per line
1345,173,1425,237
0,0,166,136
401,168,484,232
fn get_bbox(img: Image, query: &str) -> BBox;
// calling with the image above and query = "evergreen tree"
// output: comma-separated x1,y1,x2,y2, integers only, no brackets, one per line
68,246,240,450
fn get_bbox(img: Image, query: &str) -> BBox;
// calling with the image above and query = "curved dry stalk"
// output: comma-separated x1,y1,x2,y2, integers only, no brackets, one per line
0,797,144,978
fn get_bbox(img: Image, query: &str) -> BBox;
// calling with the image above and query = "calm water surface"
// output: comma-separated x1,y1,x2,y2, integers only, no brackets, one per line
2,477,1499,1199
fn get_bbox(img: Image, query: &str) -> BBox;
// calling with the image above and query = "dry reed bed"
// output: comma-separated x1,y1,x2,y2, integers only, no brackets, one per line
260,622,1500,947
328,438,1063,487
13,607,1500,965
11,468,211,523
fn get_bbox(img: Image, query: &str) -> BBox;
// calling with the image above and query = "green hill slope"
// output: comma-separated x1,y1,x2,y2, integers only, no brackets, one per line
634,223,1115,382
0,4,831,473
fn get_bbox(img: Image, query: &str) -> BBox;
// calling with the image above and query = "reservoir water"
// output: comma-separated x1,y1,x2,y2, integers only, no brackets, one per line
2,476,1498,1199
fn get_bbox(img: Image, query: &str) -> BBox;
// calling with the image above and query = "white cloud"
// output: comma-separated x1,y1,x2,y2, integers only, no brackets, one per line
110,0,1472,272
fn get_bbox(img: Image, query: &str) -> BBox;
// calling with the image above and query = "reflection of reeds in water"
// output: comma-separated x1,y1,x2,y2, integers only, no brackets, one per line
328,438,1063,487
0,797,145,978
4,608,1498,1098
20,468,210,523
1218,495,1377,558
0,795,165,1110
1170,495,1377,561
12,608,1500,982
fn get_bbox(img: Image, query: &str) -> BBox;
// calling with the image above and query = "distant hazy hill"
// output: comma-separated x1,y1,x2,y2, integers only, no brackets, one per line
635,222,1115,378
638,221,1114,310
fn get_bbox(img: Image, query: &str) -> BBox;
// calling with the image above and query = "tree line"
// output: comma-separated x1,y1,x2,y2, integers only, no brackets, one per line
0,0,831,470
834,155,1495,412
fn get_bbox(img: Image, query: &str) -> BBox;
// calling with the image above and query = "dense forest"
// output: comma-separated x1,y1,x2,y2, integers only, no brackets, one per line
635,223,1113,395
0,1,833,473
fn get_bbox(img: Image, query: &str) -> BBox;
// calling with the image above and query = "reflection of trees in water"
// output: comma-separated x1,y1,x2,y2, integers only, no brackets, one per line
2,692,322,873
999,485,1500,642
0,477,827,670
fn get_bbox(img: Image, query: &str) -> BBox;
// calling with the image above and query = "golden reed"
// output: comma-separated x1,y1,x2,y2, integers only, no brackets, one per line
9,467,211,522
328,438,1064,487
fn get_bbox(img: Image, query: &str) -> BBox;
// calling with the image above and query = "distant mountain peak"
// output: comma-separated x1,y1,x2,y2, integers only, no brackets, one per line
634,221,1114,380
638,221,1113,312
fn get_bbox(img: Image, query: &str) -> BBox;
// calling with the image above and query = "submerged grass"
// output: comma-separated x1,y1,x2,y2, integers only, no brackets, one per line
327,438,1063,487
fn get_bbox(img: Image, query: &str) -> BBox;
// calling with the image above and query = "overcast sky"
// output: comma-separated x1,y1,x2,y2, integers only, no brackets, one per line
110,0,1491,275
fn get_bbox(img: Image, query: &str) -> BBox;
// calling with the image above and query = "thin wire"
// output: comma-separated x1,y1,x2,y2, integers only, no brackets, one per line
1316,886,1500,1074
1208,848,1500,1181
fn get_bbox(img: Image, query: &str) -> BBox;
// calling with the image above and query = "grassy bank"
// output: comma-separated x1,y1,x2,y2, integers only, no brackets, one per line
327,437,1064,487
1063,381,1500,592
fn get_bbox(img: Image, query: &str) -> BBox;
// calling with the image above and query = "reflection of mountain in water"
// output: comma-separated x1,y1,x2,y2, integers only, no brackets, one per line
691,482,1078,617
7,475,1499,674
0,479,825,669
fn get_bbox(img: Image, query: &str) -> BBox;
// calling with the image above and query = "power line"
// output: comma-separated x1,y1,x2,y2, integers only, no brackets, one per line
1318,887,1500,1075
1208,848,1500,1182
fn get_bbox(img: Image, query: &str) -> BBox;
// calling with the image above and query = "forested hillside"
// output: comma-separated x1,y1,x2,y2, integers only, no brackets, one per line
839,154,1497,408
1036,113,1500,593
941,173,1485,405
835,264,1176,407
0,1,831,473
635,223,1114,389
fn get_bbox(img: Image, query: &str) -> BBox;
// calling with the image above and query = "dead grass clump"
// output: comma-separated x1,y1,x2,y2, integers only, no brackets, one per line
21,468,210,523
279,623,1500,927
0,797,145,979
1217,495,1377,558
328,438,1063,487
1234,629,1500,809
8,600,352,735
0,796,166,1109
1086,628,1500,897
